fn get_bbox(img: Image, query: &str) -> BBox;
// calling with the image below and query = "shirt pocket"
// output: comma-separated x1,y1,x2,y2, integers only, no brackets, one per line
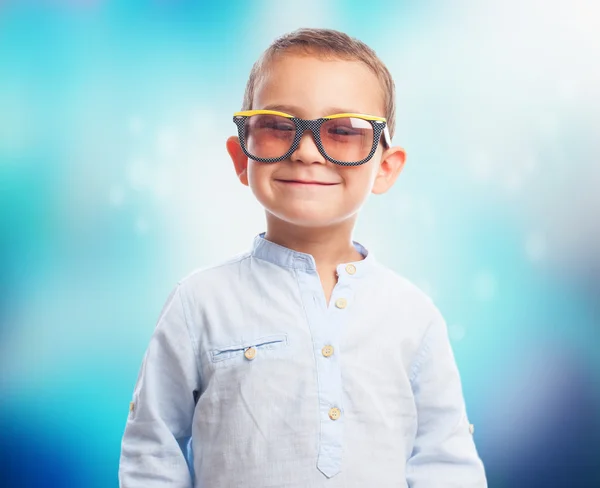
210,333,288,363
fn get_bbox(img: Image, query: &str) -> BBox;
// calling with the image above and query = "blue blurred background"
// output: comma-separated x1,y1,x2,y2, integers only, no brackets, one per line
1,1,599,487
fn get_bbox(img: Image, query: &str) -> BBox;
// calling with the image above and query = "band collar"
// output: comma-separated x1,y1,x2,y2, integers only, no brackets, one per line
250,231,375,277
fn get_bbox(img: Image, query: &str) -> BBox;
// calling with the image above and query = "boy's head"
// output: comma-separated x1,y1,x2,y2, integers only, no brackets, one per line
227,28,406,230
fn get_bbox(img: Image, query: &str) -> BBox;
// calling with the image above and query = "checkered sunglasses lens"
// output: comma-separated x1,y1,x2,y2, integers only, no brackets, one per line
320,117,374,163
244,114,296,160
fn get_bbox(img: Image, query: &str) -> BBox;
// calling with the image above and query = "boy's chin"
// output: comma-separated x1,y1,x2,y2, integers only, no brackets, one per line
267,207,353,229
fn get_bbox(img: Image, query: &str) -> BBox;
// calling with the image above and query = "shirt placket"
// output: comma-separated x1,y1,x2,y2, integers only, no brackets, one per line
296,259,358,478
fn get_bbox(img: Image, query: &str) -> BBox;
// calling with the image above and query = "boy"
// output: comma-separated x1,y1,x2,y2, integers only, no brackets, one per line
119,28,487,487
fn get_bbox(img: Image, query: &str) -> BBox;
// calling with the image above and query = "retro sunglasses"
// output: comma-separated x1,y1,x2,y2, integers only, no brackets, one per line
232,110,391,166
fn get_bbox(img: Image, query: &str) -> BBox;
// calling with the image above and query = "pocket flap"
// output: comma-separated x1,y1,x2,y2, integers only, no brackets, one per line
211,333,288,362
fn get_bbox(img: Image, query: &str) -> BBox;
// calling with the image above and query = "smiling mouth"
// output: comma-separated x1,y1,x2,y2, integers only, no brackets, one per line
276,180,340,186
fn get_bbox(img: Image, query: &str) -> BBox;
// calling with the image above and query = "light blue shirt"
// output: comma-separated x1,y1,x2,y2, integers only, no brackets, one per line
119,232,487,487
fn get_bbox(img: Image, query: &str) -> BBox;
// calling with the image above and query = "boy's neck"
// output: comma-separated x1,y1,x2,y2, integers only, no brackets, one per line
263,214,365,269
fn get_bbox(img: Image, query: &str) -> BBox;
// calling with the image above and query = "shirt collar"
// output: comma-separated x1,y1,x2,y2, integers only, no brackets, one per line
250,231,375,277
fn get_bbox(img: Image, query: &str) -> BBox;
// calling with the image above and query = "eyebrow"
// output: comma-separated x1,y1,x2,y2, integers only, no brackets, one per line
261,104,367,117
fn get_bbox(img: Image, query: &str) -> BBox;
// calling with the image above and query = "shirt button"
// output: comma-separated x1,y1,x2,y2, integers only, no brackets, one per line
328,407,341,420
345,264,356,275
469,423,475,435
244,347,257,360
335,297,347,309
322,345,334,357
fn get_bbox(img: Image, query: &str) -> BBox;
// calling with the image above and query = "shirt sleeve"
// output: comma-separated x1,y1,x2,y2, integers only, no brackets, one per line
406,304,487,488
119,283,201,488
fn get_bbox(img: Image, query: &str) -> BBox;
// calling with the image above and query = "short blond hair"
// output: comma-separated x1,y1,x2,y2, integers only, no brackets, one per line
241,28,396,139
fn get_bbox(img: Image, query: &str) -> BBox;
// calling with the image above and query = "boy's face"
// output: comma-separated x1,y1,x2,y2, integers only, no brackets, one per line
227,52,405,229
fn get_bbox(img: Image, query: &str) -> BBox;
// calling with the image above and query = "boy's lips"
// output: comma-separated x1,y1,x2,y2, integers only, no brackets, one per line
275,179,340,186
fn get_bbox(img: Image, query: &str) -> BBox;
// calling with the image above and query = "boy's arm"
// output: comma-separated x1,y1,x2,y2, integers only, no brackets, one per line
406,305,487,488
119,283,200,488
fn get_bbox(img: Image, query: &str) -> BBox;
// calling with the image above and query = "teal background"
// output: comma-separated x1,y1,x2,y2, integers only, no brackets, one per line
1,1,599,487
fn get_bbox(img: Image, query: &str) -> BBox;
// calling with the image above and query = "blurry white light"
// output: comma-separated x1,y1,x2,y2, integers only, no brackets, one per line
128,116,144,136
135,217,149,235
108,185,125,207
538,113,560,138
127,158,151,191
448,324,466,342
469,151,494,183
521,153,537,175
473,270,497,301
525,231,547,263
153,173,173,199
157,128,179,158
254,0,333,44
502,171,523,192
557,79,578,102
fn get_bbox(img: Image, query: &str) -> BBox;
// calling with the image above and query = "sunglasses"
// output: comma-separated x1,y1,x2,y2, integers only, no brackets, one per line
232,110,391,166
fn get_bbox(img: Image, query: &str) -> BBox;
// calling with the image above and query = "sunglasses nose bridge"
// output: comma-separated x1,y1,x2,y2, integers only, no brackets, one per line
294,119,321,147
295,118,319,141
292,119,326,163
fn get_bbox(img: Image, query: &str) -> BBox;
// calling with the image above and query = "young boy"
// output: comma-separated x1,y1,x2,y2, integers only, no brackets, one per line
119,28,487,487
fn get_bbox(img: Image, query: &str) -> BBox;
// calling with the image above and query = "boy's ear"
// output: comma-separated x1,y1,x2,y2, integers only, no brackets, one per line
371,146,406,195
226,136,249,186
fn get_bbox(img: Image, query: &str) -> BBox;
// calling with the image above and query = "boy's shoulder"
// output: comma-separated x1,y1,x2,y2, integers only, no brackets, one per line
177,249,252,287
375,262,439,313
376,261,426,291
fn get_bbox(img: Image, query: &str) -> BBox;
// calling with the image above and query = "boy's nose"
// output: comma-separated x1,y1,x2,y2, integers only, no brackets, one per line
290,131,326,165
